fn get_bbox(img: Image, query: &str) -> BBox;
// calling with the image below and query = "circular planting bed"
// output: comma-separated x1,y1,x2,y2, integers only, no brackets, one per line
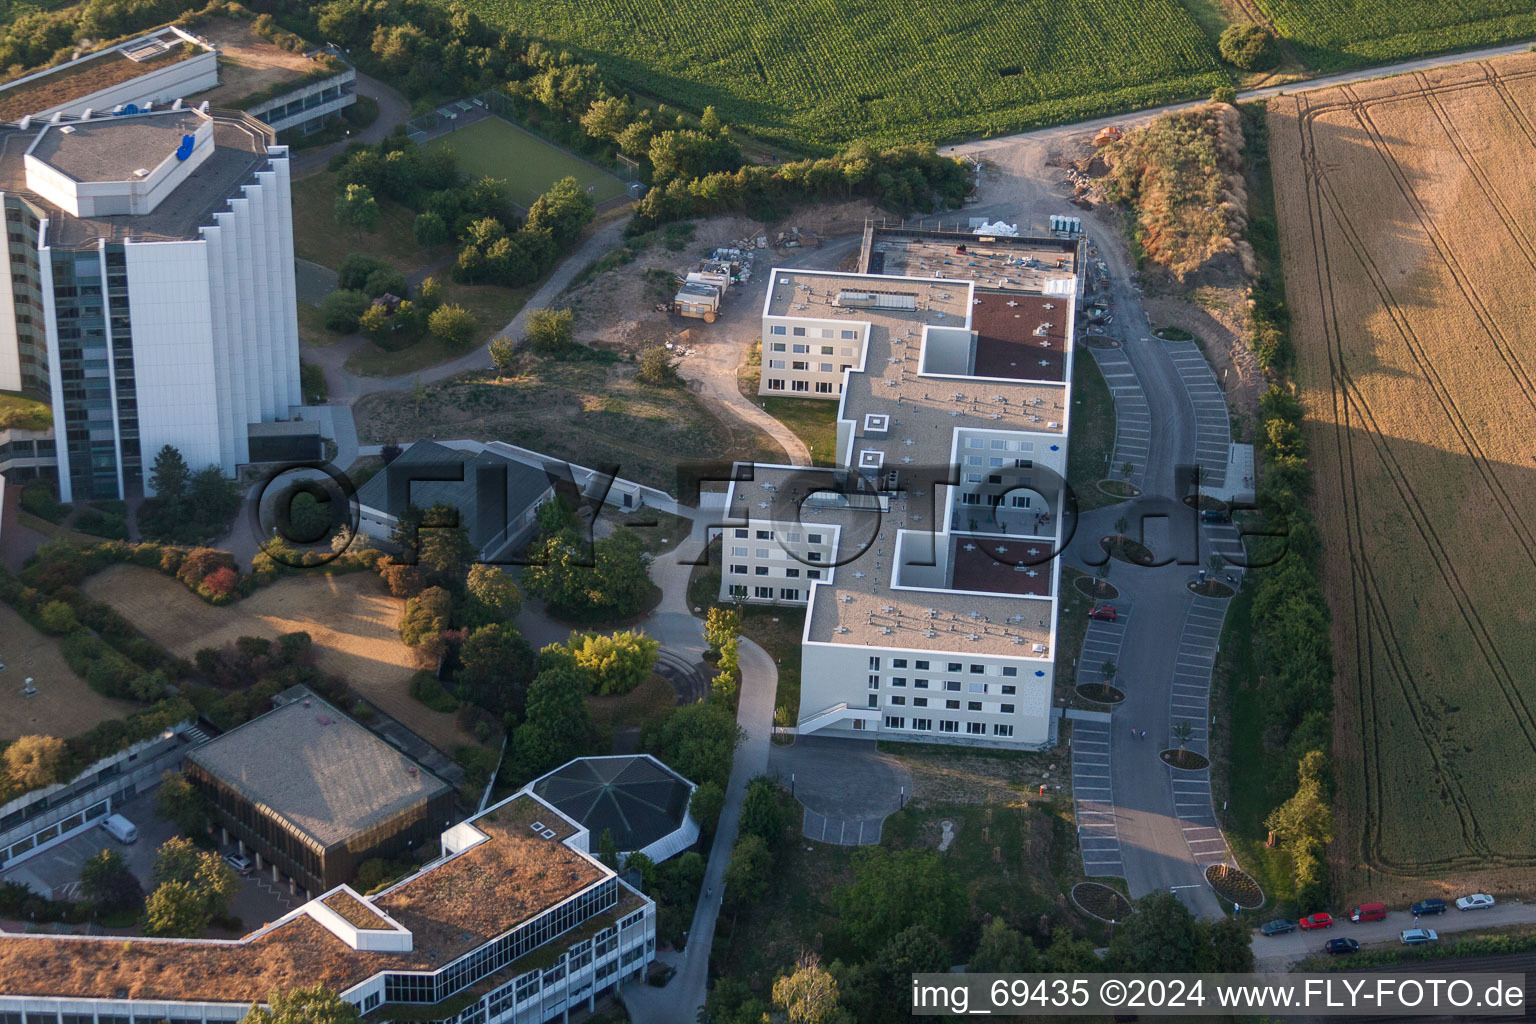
1075,683,1125,705
1206,864,1265,909
1097,479,1142,499
1081,333,1122,350
1071,882,1134,923
1154,326,1194,341
1101,535,1155,566
1160,748,1210,771
1073,576,1119,601
1181,493,1227,511
1188,579,1235,598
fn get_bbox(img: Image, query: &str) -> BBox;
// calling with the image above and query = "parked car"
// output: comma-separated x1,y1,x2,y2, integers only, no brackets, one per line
1456,893,1495,911
1260,918,1296,936
1200,508,1231,523
1400,928,1439,945
1326,938,1360,955
223,852,253,876
1088,604,1118,622
1411,898,1447,916
1349,902,1387,922
1298,912,1334,930
101,814,137,844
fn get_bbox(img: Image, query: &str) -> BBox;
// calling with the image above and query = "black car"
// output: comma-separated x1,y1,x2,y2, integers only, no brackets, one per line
1260,919,1296,936
1326,938,1360,955
1200,508,1231,523
1411,898,1447,916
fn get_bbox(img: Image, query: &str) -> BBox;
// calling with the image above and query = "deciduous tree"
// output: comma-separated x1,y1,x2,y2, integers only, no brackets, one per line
4,734,66,789
241,986,360,1024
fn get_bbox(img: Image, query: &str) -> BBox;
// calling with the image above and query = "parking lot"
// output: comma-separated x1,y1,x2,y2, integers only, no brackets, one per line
0,790,301,934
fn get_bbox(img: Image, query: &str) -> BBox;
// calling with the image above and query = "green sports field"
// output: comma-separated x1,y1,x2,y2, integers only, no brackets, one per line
459,0,1228,148
431,116,627,209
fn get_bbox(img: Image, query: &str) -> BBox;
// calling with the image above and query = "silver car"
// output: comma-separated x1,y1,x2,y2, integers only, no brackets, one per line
1455,893,1495,911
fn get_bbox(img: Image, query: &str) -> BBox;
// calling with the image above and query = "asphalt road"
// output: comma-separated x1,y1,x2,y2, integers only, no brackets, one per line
1255,901,1536,971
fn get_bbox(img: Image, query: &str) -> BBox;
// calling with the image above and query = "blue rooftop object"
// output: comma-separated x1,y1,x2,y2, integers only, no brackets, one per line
174,133,194,160
116,103,138,116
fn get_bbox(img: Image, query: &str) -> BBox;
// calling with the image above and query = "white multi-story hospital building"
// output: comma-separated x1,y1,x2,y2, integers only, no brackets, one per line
727,226,1084,749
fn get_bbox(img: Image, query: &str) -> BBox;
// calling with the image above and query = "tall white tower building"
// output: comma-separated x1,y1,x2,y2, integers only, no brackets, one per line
0,104,300,501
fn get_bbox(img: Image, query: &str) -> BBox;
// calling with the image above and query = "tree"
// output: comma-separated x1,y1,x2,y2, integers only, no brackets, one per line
466,564,522,623
357,303,391,342
1266,749,1334,909
580,95,634,141
4,734,66,789
704,605,741,654
156,769,208,837
689,780,725,839
636,344,680,386
773,953,842,1024
150,444,190,503
722,833,772,912
488,336,517,377
145,880,209,937
455,622,534,720
241,985,361,1024
400,586,452,648
524,307,575,355
836,848,964,957
334,183,380,232
79,849,143,915
321,289,370,333
521,527,653,619
1206,914,1254,972
152,836,237,920
567,629,660,695
597,827,619,868
1043,927,1101,972
1122,460,1135,479
37,599,77,634
428,304,477,347
416,276,443,312
1108,890,1204,972
413,210,450,247
525,177,594,246
1172,719,1193,751
970,917,1037,973
1219,24,1276,70
1101,659,1116,684
739,776,789,849
364,266,409,301
1114,514,1130,537
416,503,475,587
643,699,742,790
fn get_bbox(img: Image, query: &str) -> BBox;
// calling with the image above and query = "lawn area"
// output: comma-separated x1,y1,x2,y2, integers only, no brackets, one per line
1212,584,1294,910
0,391,51,431
0,604,140,742
586,672,677,747
761,396,837,466
613,507,692,556
295,301,337,348
456,0,1227,148
430,116,626,209
290,170,454,275
343,281,534,377
354,361,787,492
1067,349,1119,512
81,565,476,753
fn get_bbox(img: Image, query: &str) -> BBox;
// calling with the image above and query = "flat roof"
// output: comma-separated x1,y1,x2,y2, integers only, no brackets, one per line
861,225,1078,290
971,291,1070,383
0,795,611,1001
0,108,271,247
30,108,204,182
0,30,207,122
187,692,451,850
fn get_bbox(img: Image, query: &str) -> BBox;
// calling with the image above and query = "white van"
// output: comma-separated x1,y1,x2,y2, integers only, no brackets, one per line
102,814,137,844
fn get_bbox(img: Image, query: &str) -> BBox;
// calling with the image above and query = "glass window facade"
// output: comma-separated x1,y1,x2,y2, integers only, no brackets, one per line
52,246,128,500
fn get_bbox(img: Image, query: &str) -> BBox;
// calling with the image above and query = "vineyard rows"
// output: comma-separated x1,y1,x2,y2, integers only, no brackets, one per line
463,0,1226,147
1253,0,1536,71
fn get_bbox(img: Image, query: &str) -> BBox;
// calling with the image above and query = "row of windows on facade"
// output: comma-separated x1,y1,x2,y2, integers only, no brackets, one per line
869,655,1023,675
767,359,851,375
868,692,1017,714
769,326,860,341
765,379,836,394
882,716,1015,737
868,675,1020,694
727,584,802,601
733,528,824,543
728,563,822,577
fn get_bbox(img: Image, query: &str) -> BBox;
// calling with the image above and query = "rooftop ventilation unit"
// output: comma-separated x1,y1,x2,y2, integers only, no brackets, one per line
864,413,890,437
58,125,76,135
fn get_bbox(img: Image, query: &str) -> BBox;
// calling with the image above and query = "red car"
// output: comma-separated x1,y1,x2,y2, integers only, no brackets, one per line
1298,913,1334,930
1089,605,1118,622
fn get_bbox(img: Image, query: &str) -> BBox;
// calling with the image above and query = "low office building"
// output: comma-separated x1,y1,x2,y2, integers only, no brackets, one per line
185,691,455,897
0,102,302,501
726,231,1081,751
529,755,699,863
0,793,656,1024
355,440,557,561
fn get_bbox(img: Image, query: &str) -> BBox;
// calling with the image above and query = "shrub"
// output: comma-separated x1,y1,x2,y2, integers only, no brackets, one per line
1219,24,1276,71
636,344,681,386
201,567,238,597
524,307,575,355
177,548,235,589
427,303,477,346
414,211,450,247
20,482,66,523
37,599,78,635
322,289,371,333
409,671,458,712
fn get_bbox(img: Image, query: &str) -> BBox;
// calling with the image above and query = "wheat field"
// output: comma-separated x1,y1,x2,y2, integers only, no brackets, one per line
1270,53,1536,899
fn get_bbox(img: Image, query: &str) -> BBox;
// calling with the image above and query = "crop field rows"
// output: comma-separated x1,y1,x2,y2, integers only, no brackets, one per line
462,0,1226,147
1253,0,1536,71
1269,53,1536,896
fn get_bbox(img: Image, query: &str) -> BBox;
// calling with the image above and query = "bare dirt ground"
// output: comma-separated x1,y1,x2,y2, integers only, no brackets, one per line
82,566,474,752
188,19,328,106
0,604,139,741
1270,52,1536,899
893,743,1073,808
1143,289,1264,429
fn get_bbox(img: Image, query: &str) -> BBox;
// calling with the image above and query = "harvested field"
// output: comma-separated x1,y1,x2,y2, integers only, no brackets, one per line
1269,53,1536,897
0,604,139,741
81,566,473,752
